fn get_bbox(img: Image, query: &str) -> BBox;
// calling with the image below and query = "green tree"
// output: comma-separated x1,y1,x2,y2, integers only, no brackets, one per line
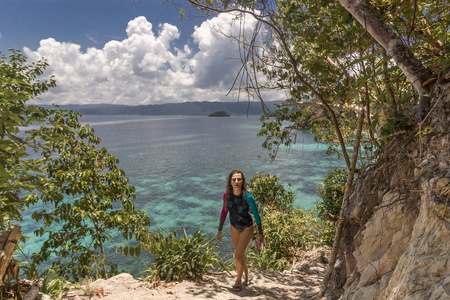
0,49,56,229
1,50,150,282
185,0,448,167
30,109,150,281
249,172,294,212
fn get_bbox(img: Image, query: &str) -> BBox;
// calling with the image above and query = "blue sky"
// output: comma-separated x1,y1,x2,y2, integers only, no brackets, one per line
0,0,281,105
0,0,202,54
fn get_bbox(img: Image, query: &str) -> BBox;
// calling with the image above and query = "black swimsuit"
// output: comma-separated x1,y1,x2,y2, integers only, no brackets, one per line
218,191,263,234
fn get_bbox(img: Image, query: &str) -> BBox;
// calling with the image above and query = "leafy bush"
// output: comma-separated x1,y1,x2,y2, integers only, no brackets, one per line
316,168,348,218
246,245,290,270
249,207,334,270
246,207,335,270
39,269,78,300
0,50,56,230
141,228,229,282
249,172,294,213
19,260,92,300
247,173,334,270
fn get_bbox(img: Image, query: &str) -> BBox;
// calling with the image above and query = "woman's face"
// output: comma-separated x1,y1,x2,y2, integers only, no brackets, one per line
231,173,243,189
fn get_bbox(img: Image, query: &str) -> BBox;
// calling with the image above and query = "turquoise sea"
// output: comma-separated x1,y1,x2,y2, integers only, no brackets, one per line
20,114,343,275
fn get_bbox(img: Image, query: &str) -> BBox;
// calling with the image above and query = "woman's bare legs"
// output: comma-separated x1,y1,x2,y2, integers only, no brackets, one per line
230,225,254,287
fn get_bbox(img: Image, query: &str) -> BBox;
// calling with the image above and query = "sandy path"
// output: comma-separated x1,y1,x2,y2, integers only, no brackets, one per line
59,248,329,299
63,260,326,300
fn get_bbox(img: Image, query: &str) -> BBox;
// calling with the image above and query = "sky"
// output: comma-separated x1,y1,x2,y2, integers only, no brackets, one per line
0,0,280,106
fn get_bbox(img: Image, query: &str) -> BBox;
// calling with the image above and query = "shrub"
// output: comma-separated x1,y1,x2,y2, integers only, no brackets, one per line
247,173,334,269
249,172,294,213
141,227,229,282
247,207,335,269
316,168,348,218
246,245,290,270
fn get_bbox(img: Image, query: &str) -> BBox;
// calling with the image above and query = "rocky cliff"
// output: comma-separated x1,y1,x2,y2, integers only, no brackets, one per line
334,82,450,299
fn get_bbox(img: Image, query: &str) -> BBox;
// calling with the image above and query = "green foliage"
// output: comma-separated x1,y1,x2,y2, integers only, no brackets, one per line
39,269,76,300
246,245,290,270
29,108,150,281
246,207,334,270
257,207,333,267
375,110,414,147
1,49,150,282
190,0,449,170
140,228,229,282
39,269,93,300
0,49,56,229
249,172,294,212
247,173,334,270
316,168,348,218
20,259,40,281
20,257,93,300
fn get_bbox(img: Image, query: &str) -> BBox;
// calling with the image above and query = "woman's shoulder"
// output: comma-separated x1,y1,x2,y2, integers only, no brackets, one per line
245,192,255,200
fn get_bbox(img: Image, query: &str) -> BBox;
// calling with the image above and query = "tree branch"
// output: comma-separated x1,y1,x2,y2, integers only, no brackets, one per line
338,0,433,120
318,107,365,297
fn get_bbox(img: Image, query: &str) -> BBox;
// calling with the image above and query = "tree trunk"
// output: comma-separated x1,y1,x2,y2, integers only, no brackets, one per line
318,108,365,298
0,226,21,285
92,219,108,279
23,279,43,300
338,0,433,120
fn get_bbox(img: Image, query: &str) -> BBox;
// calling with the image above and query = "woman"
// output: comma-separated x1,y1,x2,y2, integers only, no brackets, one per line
216,169,264,291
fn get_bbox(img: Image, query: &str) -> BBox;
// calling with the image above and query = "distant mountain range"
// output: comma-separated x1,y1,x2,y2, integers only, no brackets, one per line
41,101,279,116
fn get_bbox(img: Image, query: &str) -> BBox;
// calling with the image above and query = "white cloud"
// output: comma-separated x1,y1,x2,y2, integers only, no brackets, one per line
24,14,271,105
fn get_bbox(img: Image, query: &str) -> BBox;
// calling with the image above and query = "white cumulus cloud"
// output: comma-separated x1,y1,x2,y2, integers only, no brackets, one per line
24,14,269,106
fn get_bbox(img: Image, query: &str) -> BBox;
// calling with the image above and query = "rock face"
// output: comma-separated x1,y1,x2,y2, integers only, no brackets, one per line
337,83,450,300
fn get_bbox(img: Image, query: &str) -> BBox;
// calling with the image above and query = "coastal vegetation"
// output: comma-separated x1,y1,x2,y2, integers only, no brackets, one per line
1,50,150,297
133,173,334,281
185,0,448,298
2,0,449,297
246,173,335,270
139,228,230,282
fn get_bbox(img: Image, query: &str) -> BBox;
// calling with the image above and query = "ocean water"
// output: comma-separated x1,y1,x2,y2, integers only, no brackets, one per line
20,114,343,275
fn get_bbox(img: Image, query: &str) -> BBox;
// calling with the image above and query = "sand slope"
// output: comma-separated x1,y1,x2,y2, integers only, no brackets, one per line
61,249,328,300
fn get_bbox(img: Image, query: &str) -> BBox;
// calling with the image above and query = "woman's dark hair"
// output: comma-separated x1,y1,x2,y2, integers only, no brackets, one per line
225,169,248,207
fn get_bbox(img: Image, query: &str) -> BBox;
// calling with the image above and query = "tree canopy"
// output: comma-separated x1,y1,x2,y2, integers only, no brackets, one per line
1,50,150,281
185,0,448,165
0,50,56,229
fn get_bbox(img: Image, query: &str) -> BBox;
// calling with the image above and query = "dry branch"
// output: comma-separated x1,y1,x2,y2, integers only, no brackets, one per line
22,279,43,300
0,226,21,285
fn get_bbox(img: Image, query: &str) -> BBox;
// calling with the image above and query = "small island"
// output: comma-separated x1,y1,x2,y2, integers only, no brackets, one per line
208,110,231,117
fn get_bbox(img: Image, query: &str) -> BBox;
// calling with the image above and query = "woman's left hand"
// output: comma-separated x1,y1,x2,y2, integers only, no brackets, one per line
259,233,264,243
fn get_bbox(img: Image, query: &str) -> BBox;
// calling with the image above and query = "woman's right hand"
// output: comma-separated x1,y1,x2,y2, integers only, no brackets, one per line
216,231,222,242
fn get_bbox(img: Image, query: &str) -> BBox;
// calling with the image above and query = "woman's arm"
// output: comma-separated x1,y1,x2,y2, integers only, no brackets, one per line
246,193,264,235
217,191,228,241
